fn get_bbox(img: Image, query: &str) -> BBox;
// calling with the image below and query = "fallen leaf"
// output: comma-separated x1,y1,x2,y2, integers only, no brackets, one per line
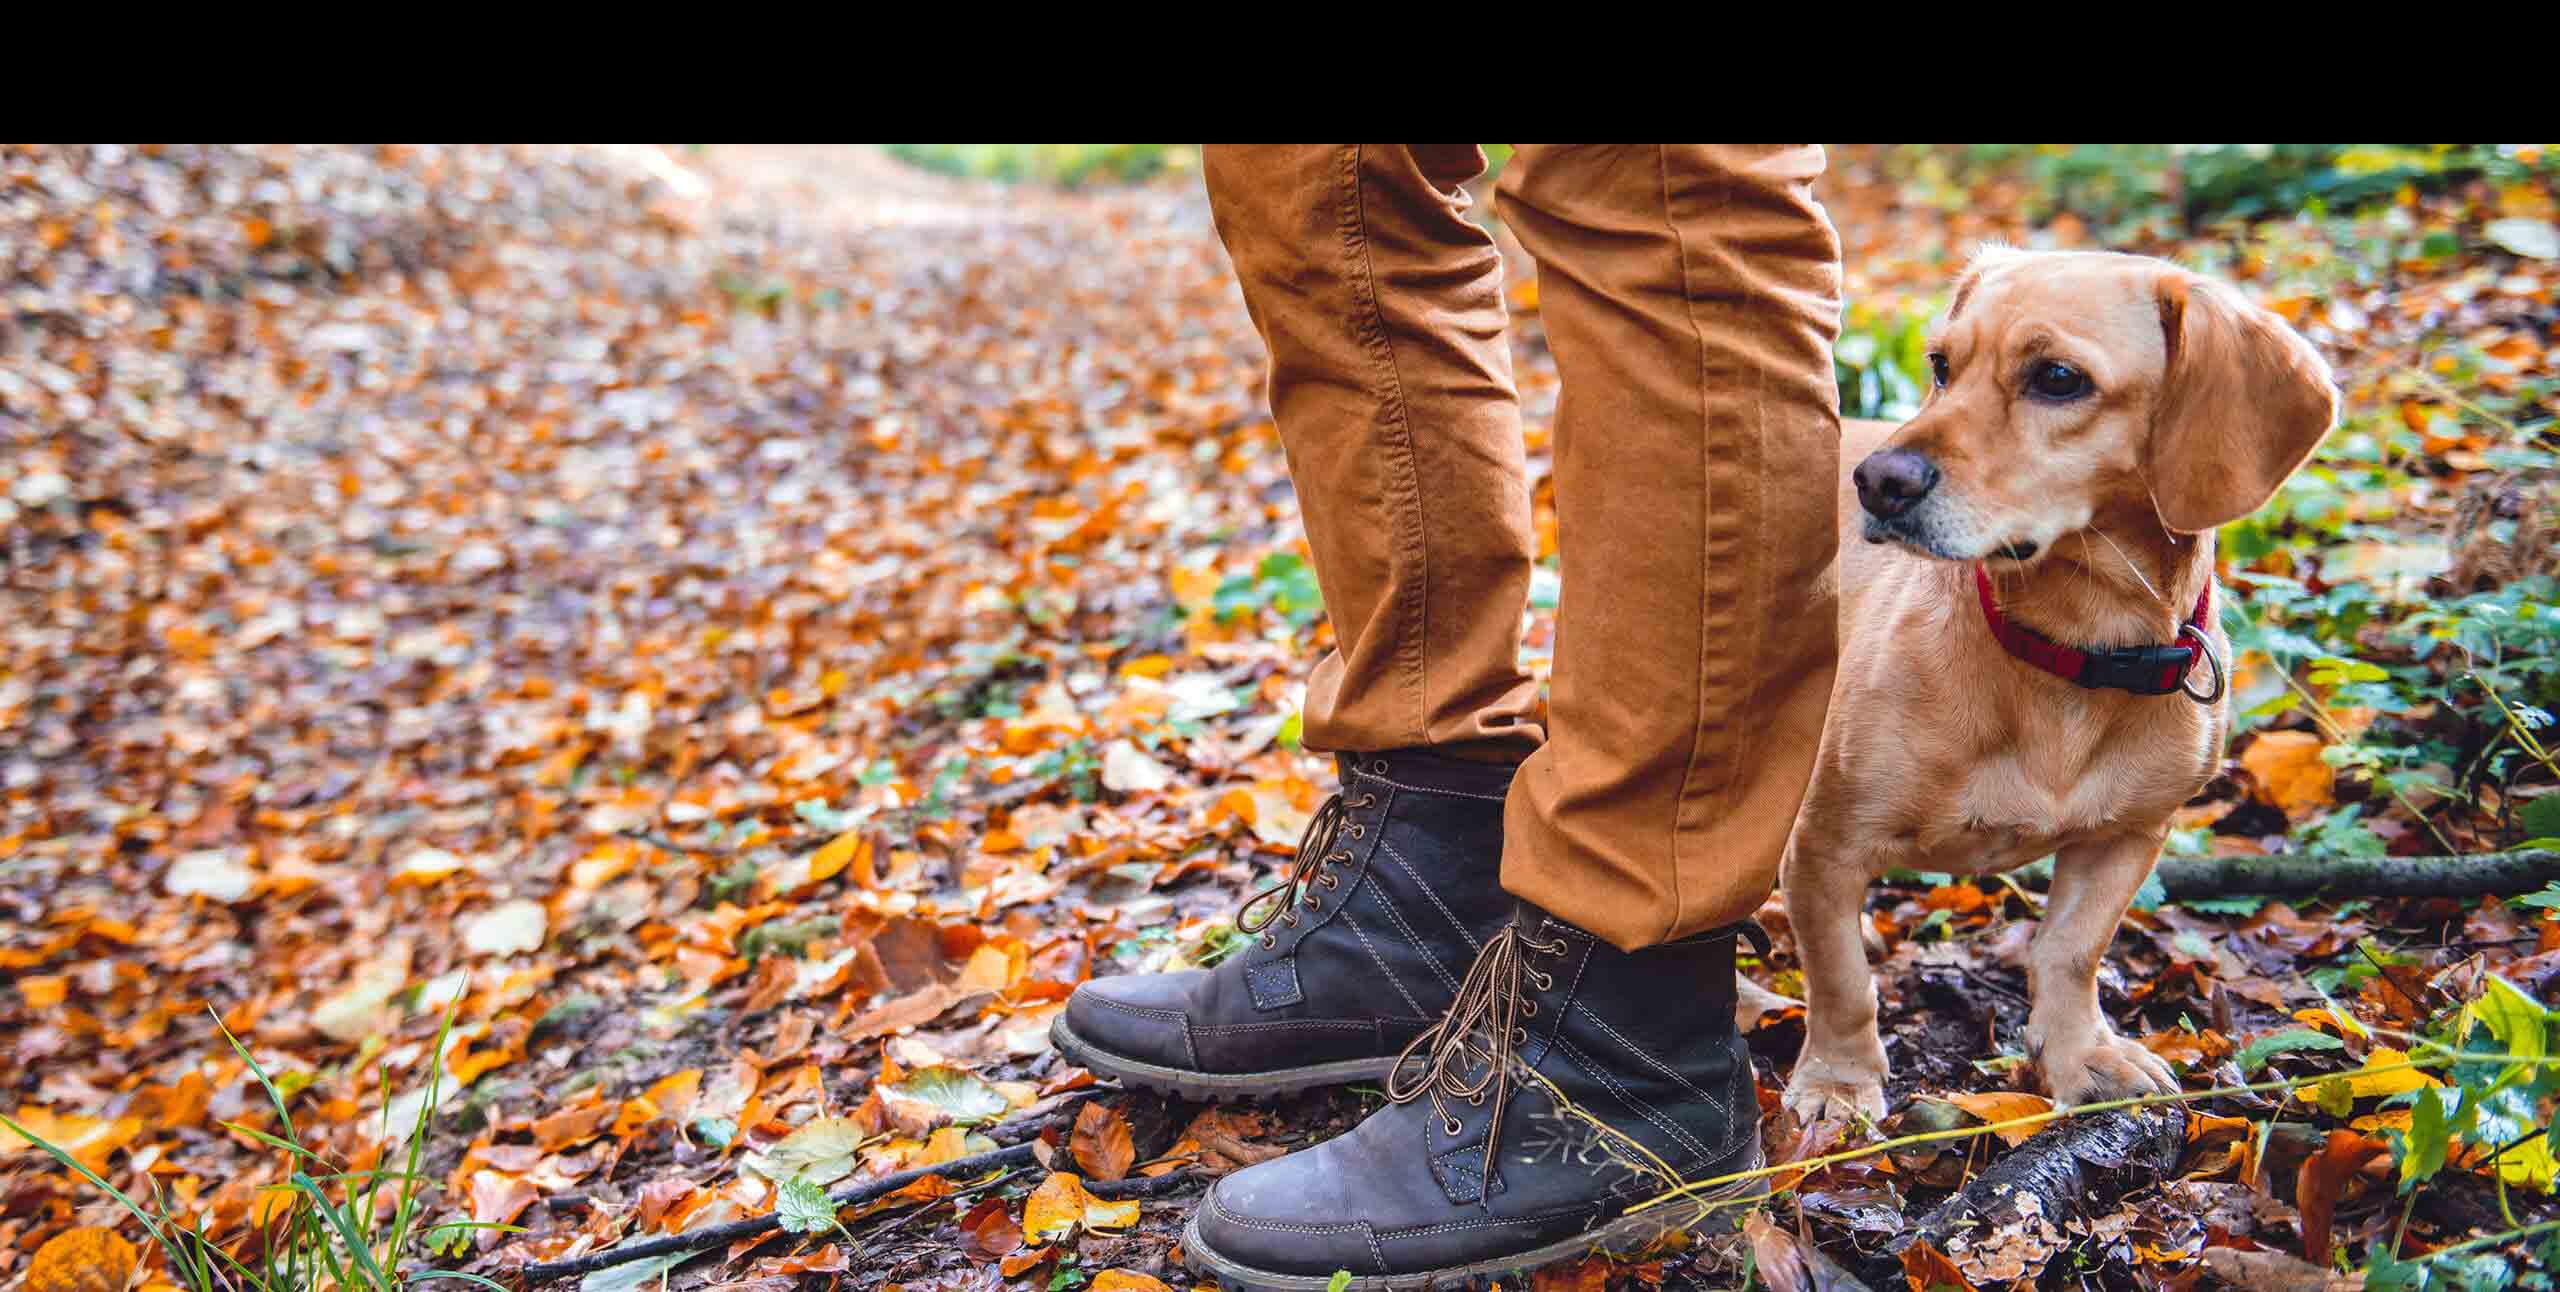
461,899,548,957
2240,731,2334,818
2296,1129,2388,1266
28,1226,139,1292
1021,1172,1138,1242
1070,1102,1136,1182
1100,740,1174,794
1934,1091,2056,1147
877,1065,1009,1136
959,1195,1020,1260
1090,1273,1171,1292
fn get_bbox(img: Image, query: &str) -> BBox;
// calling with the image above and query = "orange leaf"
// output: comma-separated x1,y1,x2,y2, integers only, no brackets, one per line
1901,1237,1982,1292
1934,1092,2056,1147
28,1226,139,1292
4,1108,143,1176
807,832,869,886
2241,731,2335,818
2297,1130,2388,1267
19,975,67,1009
1070,1102,1136,1183
1091,1274,1171,1292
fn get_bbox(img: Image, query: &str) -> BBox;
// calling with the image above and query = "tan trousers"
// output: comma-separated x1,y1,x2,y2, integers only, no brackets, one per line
1205,145,1843,950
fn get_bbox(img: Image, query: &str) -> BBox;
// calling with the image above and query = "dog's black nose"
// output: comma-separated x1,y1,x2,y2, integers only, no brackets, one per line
1854,448,1939,519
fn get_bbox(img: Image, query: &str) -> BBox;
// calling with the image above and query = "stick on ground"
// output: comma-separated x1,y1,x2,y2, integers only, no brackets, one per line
2155,849,2560,900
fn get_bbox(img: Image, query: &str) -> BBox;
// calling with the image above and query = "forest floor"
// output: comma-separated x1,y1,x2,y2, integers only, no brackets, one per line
4,144,2558,1292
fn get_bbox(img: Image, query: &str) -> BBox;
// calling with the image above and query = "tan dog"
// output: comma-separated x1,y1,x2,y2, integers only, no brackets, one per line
1780,246,2338,1122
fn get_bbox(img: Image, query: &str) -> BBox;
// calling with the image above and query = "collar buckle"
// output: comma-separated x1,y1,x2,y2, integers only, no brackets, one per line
2073,642,2195,696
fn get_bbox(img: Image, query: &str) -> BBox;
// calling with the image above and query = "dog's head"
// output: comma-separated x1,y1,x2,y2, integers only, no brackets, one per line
1854,247,2338,563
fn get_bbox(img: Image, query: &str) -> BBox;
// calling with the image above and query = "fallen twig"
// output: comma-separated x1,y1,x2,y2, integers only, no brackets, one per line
513,1141,1039,1284
512,1098,1101,1286
2154,848,2560,900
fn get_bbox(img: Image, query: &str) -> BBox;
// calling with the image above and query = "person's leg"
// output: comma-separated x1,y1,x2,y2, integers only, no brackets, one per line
1187,145,1844,1290
1054,145,1543,1096
1206,143,1544,762
1498,143,1843,949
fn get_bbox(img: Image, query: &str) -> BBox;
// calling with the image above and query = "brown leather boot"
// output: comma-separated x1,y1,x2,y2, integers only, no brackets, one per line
1052,750,1516,1098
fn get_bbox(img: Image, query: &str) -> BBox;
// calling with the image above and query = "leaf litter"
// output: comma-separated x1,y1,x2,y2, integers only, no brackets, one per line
2,143,2558,1290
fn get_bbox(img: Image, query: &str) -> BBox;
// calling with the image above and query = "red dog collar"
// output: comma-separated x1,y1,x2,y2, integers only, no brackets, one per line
1973,563,2216,697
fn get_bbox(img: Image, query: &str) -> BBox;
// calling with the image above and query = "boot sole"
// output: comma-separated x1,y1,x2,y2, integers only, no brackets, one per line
1180,1157,1768,1292
1050,1015,1399,1099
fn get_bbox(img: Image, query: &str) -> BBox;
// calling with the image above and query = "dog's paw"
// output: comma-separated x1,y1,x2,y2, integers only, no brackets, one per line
2036,1030,2178,1108
1782,1054,1888,1126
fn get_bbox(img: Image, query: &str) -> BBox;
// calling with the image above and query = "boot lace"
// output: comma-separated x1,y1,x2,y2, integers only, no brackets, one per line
1234,787,1378,943
1385,923,1568,1188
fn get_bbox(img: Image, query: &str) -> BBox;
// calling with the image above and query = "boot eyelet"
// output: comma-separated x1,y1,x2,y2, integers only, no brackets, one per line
1283,913,1299,929
1319,873,1339,889
1353,794,1377,808
1300,895,1321,910
1510,1027,1528,1046
1347,825,1364,839
1520,1000,1536,1017
1442,1117,1462,1136
1529,970,1554,991
1368,759,1391,776
1260,933,1276,948
1469,1093,1486,1107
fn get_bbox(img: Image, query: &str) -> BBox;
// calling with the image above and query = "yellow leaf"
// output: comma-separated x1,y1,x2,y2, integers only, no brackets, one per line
1936,1091,2057,1147
2240,731,2334,818
1091,1273,1171,1292
807,832,868,886
28,1226,139,1292
1022,1172,1092,1242
1020,1172,1140,1242
2336,1047,2438,1100
1084,1196,1140,1231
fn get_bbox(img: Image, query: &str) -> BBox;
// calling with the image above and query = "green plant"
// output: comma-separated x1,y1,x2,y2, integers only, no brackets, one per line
883,145,1185,189
1215,552,1324,629
0,1007,498,1292
1834,302,1936,422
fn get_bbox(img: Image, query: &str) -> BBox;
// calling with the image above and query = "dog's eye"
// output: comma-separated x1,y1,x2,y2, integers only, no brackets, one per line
2026,360,2091,401
1927,352,1950,388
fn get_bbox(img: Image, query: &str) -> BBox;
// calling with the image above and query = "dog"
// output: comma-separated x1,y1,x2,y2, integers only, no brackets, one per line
1779,245,2338,1122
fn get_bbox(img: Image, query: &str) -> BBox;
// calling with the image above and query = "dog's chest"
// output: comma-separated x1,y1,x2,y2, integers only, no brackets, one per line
1894,695,2210,870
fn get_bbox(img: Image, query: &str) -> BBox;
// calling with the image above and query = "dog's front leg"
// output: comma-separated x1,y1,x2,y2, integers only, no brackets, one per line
1780,827,1889,1124
2026,831,2181,1106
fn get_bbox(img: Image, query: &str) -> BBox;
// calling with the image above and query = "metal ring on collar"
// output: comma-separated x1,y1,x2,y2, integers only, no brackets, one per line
2177,623,2227,705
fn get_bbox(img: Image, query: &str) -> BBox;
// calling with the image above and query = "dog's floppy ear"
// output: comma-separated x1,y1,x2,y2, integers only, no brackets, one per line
2146,269,2338,533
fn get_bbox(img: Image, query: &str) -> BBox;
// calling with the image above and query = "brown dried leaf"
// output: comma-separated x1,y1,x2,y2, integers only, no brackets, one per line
1070,1101,1136,1182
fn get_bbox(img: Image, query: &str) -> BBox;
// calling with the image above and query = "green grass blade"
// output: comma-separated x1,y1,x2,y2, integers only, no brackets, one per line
409,1272,512,1291
210,1007,302,1145
293,1172,398,1292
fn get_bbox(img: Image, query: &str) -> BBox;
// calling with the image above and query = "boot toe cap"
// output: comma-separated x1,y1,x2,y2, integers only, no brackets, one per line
1059,969,1206,1072
1190,1152,1382,1277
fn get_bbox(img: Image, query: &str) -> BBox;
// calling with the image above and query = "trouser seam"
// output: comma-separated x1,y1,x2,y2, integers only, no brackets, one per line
1335,144,1431,748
